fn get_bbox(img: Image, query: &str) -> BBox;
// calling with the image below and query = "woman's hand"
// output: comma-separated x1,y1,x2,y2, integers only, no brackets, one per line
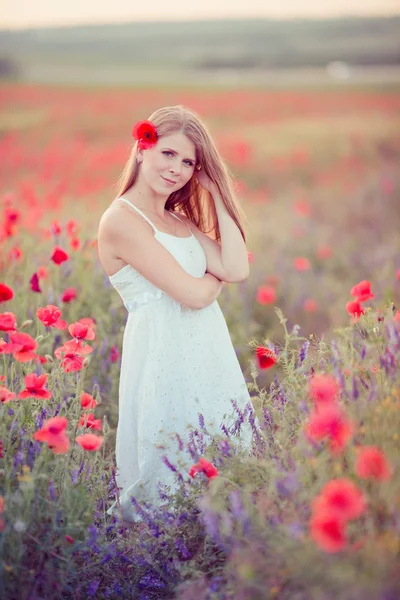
202,272,225,306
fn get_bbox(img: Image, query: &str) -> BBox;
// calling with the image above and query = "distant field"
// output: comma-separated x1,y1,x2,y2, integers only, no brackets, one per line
7,64,400,88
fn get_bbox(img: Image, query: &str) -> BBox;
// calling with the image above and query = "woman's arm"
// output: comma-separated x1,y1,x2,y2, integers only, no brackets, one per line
98,210,224,310
211,189,250,281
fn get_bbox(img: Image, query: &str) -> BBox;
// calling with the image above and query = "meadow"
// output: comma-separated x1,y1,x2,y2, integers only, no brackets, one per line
0,81,400,599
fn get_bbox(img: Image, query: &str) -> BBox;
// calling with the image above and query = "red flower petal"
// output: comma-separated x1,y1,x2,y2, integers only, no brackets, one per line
132,120,158,149
51,246,69,265
310,510,347,553
355,446,391,481
256,346,277,369
0,283,14,302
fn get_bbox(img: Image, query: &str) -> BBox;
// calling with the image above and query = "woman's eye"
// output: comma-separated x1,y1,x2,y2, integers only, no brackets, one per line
163,151,193,166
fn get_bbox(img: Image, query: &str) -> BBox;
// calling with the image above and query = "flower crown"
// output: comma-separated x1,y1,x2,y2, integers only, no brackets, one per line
132,120,158,149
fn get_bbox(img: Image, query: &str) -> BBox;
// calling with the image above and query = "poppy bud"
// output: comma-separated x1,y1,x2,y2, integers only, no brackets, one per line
21,320,33,329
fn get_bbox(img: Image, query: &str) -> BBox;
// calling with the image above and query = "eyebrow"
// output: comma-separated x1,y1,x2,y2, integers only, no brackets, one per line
163,148,196,162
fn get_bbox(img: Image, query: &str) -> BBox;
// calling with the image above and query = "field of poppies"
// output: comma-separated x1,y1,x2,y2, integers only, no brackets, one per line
1,81,400,599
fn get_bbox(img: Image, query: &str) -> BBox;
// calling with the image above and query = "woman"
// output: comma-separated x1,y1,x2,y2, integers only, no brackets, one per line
97,105,255,523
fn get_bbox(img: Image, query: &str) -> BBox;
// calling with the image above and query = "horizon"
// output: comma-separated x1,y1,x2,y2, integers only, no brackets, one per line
1,1,399,31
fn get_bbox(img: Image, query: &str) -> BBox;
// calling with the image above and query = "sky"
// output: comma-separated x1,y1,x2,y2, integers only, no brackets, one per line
0,0,399,30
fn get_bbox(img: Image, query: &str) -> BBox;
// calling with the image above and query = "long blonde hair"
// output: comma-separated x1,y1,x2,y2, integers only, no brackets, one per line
113,105,248,243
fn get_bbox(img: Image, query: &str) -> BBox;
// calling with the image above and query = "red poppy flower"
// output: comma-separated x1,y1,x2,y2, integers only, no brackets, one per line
316,245,332,260
33,416,70,454
75,433,104,451
66,219,79,237
61,288,77,303
77,413,102,431
0,283,13,303
4,207,20,223
78,317,96,330
51,246,69,265
355,446,391,481
55,339,93,373
345,300,364,320
350,280,375,303
0,312,17,332
256,346,277,369
109,345,120,362
189,457,219,479
50,221,62,235
304,299,318,312
256,285,276,305
0,386,16,403
309,373,340,406
294,199,311,215
8,247,23,261
80,392,98,409
132,120,158,149
29,273,42,293
18,373,52,400
311,478,367,522
37,266,49,280
36,305,68,330
1,331,39,362
293,257,311,271
68,322,95,341
306,404,353,455
309,510,347,553
69,237,80,251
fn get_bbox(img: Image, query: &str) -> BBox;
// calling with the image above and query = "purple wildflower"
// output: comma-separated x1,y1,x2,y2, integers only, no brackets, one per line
220,423,230,437
218,439,232,457
161,455,177,473
87,579,100,597
198,412,205,430
175,432,184,452
352,376,359,400
297,339,310,367
48,479,58,501
175,538,192,560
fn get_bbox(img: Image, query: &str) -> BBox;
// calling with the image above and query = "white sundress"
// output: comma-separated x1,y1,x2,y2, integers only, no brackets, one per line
106,197,255,522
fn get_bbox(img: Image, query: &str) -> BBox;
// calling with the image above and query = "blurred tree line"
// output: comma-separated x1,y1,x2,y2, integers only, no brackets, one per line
0,15,399,78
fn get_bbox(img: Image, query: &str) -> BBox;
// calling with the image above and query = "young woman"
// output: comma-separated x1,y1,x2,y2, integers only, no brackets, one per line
98,105,256,523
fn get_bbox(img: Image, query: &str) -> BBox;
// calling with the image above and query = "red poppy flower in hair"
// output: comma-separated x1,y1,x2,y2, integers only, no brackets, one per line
132,120,158,149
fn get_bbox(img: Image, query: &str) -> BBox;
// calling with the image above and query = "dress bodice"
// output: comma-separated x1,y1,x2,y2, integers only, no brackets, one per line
108,197,207,311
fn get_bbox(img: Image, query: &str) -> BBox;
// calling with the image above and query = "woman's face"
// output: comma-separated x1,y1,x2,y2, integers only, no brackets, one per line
139,131,197,195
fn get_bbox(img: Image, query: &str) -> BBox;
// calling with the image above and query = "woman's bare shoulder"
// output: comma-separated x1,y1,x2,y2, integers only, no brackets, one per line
98,201,138,236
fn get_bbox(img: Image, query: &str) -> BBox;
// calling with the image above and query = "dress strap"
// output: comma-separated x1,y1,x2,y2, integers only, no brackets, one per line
118,197,158,233
169,211,192,235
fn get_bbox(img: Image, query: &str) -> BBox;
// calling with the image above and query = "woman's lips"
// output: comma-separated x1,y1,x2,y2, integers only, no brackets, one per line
162,176,177,185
